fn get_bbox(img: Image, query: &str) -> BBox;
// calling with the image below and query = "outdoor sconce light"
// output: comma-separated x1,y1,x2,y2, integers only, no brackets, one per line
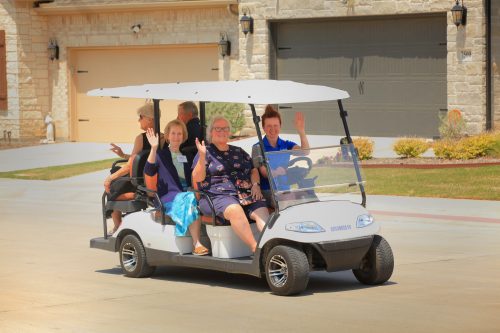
218,32,231,58
48,39,59,61
240,7,253,35
131,24,142,33
451,0,467,27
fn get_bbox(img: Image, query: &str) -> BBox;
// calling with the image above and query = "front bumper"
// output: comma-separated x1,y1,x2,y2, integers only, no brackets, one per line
312,236,373,272
90,237,117,252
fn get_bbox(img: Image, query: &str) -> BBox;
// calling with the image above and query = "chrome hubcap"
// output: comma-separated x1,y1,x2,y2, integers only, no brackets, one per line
121,242,137,272
268,254,288,288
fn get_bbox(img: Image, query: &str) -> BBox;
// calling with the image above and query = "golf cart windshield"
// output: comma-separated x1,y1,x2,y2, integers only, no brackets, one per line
266,143,365,211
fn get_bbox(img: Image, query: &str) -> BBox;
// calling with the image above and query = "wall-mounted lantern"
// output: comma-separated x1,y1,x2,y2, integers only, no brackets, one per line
218,32,231,58
451,0,467,27
240,7,253,35
131,24,142,33
48,39,59,61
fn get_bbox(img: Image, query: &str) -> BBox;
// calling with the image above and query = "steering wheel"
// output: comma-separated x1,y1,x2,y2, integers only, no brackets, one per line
286,156,313,186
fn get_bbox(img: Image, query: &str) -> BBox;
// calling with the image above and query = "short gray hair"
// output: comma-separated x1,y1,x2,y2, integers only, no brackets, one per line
206,116,231,143
179,101,198,117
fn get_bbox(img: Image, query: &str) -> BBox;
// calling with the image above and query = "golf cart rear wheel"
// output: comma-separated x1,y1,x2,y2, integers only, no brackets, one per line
119,234,155,278
353,235,394,285
265,245,309,296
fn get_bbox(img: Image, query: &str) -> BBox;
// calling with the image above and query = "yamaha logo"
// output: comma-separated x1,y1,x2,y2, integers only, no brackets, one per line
331,225,352,232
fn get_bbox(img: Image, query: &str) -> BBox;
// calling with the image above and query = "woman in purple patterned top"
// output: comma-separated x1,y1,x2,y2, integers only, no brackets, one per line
192,116,269,253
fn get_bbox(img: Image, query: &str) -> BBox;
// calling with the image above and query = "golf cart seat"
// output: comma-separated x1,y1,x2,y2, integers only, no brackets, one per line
103,150,150,218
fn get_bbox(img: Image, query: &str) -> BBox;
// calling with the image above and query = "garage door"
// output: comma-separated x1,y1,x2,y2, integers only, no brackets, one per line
274,15,447,137
72,45,218,142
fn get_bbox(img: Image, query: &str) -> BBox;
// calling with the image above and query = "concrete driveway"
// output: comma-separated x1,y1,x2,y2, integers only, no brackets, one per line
0,171,499,333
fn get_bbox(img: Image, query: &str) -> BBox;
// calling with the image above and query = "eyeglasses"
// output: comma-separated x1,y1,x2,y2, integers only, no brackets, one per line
213,126,230,132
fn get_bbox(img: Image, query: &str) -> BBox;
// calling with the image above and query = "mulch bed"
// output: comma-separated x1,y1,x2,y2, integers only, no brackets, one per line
361,157,500,168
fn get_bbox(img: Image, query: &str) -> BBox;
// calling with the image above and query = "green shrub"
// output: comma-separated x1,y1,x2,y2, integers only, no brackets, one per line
393,138,429,158
488,131,500,158
205,102,246,134
353,137,374,160
439,109,466,140
433,133,496,160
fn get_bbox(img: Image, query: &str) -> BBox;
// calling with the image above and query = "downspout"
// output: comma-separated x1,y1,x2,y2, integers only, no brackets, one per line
486,0,492,130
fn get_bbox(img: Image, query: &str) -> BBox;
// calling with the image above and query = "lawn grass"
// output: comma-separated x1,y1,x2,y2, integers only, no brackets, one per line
0,158,499,200
0,158,118,180
363,165,500,201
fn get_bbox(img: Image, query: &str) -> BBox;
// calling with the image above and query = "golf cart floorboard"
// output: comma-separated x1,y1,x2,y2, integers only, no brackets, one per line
146,248,261,277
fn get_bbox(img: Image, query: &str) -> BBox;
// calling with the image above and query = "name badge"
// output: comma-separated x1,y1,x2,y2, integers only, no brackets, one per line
177,154,188,163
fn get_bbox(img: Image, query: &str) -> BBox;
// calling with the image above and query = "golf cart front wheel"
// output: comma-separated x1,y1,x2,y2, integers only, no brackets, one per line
353,235,394,285
119,234,155,278
265,245,309,296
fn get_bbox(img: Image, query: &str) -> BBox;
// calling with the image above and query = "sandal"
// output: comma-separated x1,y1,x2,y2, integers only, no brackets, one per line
193,245,210,256
107,227,118,237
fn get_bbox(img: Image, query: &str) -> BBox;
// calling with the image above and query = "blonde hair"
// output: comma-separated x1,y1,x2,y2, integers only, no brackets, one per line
164,119,188,144
206,116,231,143
137,103,159,119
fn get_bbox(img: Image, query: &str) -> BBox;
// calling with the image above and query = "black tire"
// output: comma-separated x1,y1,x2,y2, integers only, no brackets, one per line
119,234,155,278
353,235,394,285
265,245,309,296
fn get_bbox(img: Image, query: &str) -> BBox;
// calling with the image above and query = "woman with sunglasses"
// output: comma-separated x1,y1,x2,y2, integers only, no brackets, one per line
192,116,269,253
104,103,163,236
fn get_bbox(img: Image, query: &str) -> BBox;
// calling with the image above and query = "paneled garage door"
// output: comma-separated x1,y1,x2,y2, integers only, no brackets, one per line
72,45,218,142
274,15,447,137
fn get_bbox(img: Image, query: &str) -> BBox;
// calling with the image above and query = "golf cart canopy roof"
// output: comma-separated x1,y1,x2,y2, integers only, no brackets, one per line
87,80,349,104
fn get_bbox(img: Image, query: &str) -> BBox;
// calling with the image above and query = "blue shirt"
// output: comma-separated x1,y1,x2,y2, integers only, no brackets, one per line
252,136,297,191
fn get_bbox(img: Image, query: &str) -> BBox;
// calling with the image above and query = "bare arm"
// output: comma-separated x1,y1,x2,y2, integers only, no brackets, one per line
250,168,263,200
145,128,159,165
104,134,143,192
191,138,207,183
293,112,310,150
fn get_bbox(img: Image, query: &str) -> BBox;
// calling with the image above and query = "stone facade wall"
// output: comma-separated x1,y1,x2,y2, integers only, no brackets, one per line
0,0,493,140
238,0,488,134
0,1,49,140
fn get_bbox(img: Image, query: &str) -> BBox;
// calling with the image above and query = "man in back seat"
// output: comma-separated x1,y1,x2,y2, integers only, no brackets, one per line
192,116,269,254
177,101,202,162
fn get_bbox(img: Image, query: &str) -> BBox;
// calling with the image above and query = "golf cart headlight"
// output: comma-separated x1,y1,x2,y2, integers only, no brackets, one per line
356,214,374,228
285,221,325,233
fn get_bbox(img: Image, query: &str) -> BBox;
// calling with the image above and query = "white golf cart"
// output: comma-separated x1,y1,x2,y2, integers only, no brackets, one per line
89,80,394,296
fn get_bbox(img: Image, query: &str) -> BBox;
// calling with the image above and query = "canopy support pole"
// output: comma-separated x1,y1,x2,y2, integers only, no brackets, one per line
199,101,206,141
153,99,161,135
338,100,366,207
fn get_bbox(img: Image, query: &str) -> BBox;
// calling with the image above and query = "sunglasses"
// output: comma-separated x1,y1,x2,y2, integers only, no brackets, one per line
213,126,230,133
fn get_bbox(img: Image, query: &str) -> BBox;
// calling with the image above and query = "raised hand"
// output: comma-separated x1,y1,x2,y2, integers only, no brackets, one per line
110,143,125,158
145,128,159,149
195,138,206,156
294,112,306,135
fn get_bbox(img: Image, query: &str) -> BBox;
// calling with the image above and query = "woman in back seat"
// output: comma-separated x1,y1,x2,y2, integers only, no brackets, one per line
192,116,269,254
144,119,209,256
104,103,163,236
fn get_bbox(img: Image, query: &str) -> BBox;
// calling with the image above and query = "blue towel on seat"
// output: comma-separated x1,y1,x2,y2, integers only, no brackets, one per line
163,192,199,236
